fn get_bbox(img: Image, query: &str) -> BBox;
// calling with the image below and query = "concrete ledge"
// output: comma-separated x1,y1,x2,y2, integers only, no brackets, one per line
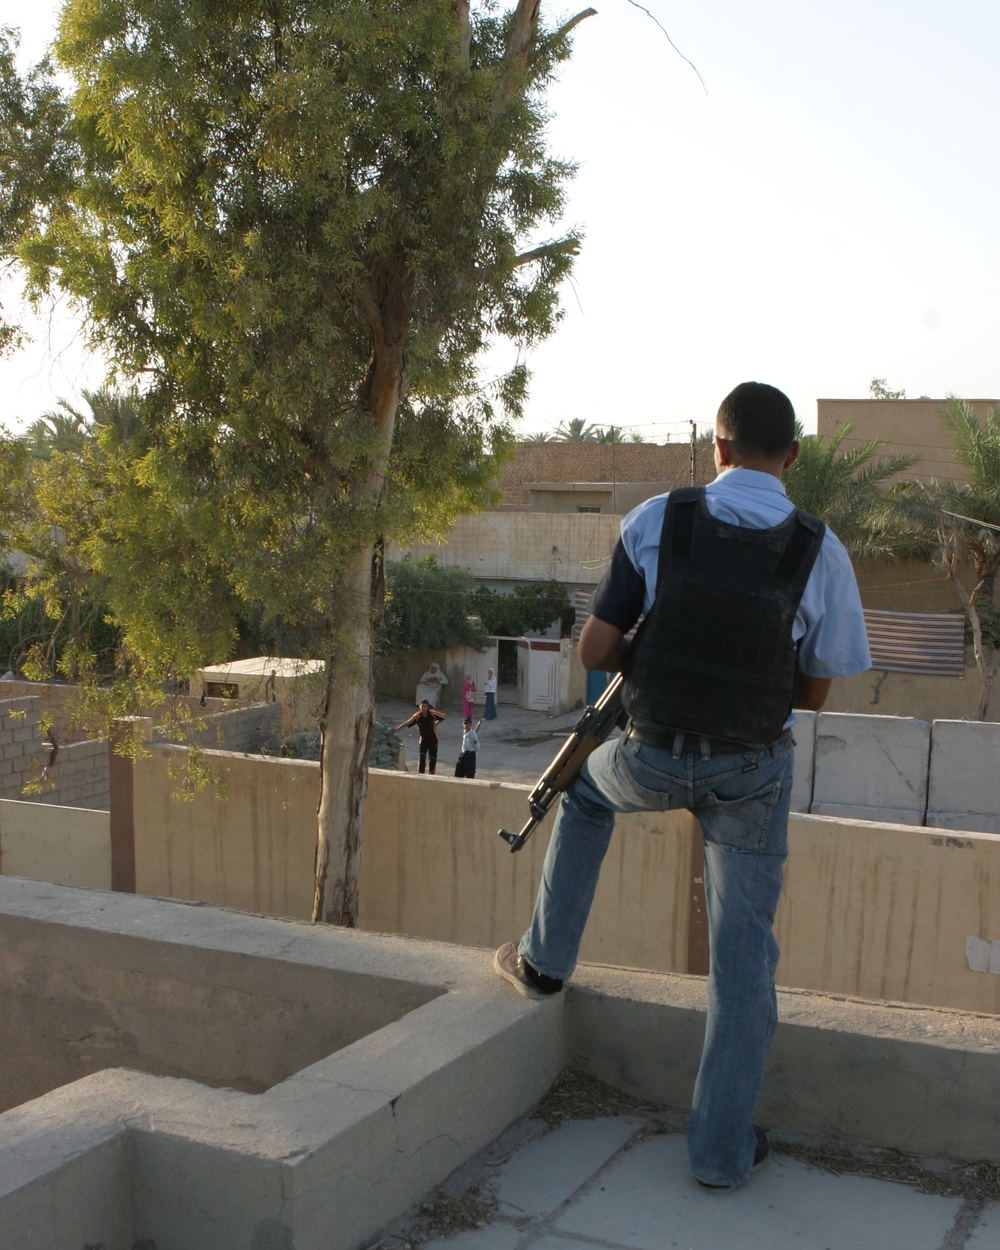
0,878,565,1250
568,963,1000,1162
0,880,998,1249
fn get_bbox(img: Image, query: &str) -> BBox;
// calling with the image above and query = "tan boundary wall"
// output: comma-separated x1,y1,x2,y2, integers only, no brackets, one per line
5,742,990,1015
821,654,1000,722
0,799,111,890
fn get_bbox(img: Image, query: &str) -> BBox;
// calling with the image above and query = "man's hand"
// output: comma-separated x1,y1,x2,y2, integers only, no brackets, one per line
793,673,832,711
579,615,627,672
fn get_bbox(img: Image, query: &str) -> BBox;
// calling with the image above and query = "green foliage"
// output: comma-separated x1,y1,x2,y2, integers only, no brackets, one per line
380,555,484,656
0,2,583,687
0,578,119,679
955,601,1000,651
869,378,906,400
379,559,570,652
885,396,1000,719
893,398,1000,585
593,425,642,444
554,417,598,442
0,27,74,356
783,421,930,566
0,4,589,916
467,579,570,636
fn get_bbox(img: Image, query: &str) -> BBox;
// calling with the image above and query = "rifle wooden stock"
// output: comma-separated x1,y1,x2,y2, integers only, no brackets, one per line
498,674,625,853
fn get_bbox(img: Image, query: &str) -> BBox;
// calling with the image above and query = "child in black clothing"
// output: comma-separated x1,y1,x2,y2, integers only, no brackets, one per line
393,700,446,774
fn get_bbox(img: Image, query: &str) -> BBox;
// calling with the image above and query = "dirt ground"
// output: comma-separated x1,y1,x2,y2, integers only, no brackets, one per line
374,694,596,787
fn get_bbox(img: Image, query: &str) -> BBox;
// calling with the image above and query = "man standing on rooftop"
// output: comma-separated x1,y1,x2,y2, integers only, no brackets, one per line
495,381,871,1189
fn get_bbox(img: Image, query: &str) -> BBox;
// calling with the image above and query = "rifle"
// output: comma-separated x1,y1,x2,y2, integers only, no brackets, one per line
498,673,626,853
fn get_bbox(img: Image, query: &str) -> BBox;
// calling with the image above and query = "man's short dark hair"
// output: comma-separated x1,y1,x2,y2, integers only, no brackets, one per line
716,382,796,458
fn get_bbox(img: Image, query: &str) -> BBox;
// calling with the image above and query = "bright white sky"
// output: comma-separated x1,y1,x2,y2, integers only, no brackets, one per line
3,0,999,441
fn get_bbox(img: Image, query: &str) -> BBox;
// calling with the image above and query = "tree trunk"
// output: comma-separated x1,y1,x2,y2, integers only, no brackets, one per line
947,566,998,722
312,547,378,925
312,274,408,925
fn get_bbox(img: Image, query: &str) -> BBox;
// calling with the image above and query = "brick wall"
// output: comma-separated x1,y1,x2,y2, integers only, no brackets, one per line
0,680,243,745
152,702,282,754
496,442,714,508
0,698,44,803
0,696,282,812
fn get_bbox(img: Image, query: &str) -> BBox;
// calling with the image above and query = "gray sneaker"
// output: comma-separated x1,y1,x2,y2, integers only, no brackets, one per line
493,942,563,998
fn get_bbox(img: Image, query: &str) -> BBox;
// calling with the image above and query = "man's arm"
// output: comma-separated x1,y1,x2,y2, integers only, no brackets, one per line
793,673,832,711
578,614,627,672
580,536,646,672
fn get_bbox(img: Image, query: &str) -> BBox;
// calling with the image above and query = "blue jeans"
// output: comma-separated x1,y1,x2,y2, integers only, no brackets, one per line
519,728,794,1187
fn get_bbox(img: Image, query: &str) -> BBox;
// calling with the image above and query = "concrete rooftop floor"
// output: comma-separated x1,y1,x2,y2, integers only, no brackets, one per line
373,1084,1000,1250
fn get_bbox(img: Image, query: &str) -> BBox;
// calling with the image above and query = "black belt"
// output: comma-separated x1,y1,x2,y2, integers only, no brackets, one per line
624,722,790,755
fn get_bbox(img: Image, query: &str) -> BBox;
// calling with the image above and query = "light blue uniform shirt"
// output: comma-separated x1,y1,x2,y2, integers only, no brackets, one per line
619,467,871,680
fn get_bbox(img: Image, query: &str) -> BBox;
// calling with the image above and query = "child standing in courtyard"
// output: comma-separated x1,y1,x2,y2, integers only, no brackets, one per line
454,716,480,778
393,700,446,774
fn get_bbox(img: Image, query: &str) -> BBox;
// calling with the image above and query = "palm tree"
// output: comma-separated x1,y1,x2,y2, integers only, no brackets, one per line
23,387,146,459
930,398,1000,598
23,404,89,459
783,422,928,566
521,430,553,443
891,397,1000,717
85,387,147,451
553,417,598,442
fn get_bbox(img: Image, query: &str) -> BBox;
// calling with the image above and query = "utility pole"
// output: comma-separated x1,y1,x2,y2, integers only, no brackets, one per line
690,421,697,485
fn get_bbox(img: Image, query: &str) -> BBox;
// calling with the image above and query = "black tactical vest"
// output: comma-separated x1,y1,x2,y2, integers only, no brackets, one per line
622,487,825,747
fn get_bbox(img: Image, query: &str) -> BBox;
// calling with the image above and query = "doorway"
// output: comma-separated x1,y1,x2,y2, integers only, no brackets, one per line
496,637,519,704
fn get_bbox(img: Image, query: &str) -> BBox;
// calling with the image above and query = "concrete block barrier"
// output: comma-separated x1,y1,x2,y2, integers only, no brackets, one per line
811,712,930,824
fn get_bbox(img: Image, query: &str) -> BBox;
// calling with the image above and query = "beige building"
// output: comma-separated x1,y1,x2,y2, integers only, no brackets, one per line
493,439,714,513
816,397,999,485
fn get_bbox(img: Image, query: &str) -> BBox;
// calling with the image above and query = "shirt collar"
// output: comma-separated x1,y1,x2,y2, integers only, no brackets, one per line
711,466,788,496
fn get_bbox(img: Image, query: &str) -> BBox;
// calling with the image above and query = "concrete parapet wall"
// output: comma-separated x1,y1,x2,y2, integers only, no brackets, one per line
130,745,700,976
123,743,1000,1015
11,711,1000,1014
0,880,565,1250
780,814,1000,1014
569,963,1000,1164
133,746,320,918
0,904,440,1115
0,881,996,1249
